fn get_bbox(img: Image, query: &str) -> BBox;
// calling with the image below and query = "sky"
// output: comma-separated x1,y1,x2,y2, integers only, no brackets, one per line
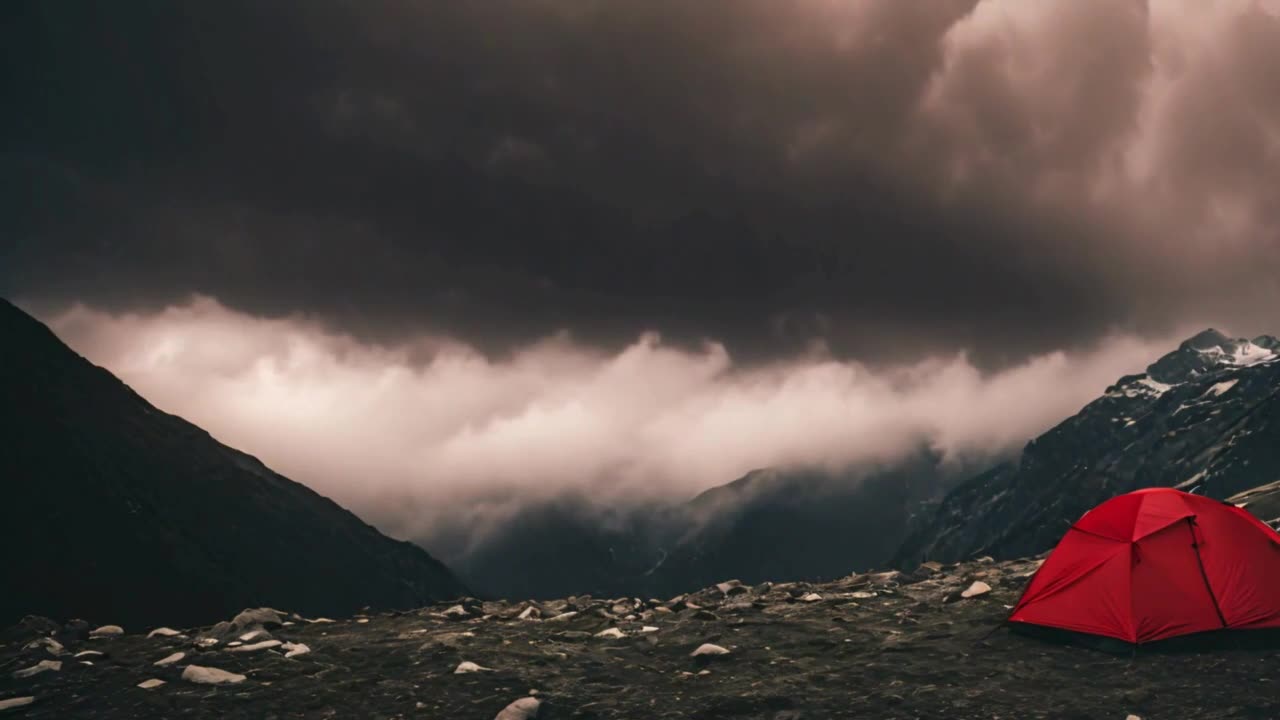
4,1,1280,539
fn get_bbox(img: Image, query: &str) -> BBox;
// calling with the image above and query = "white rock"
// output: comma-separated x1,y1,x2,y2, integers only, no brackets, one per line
23,637,64,655
238,630,266,642
594,628,626,640
639,626,660,634
90,625,124,638
442,605,469,618
356,618,370,624
494,696,541,720
228,640,282,653
74,650,104,660
154,652,185,667
181,665,247,685
194,637,219,648
454,661,493,674
226,641,243,647
546,611,578,622
850,591,877,599
961,581,992,598
148,627,183,638
690,643,730,658
1126,716,1142,720
282,642,311,658
137,679,165,690
0,697,35,711
518,606,540,621
799,593,823,603
13,660,61,679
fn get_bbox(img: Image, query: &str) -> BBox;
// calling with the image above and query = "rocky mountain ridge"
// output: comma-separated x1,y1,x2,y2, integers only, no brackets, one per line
896,328,1280,566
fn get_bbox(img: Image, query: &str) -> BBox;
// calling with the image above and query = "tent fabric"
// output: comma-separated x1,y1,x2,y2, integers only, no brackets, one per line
1009,488,1280,643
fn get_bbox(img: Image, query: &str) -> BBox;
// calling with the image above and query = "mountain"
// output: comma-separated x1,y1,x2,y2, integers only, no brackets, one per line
0,299,468,628
441,450,976,599
896,328,1280,566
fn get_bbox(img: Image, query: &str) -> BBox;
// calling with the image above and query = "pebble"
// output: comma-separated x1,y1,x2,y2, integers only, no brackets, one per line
442,605,470,619
1126,716,1142,720
494,696,541,720
546,611,578,622
690,643,730,658
800,593,823,602
960,581,992,598
24,637,64,655
454,661,493,674
0,697,35,712
89,625,124,638
517,606,540,621
282,642,311,658
154,652,186,667
639,626,660,634
181,665,247,685
239,630,267,642
851,591,877,599
13,660,61,679
137,679,165,690
194,637,219,648
594,628,626,639
148,627,182,638
228,639,283,653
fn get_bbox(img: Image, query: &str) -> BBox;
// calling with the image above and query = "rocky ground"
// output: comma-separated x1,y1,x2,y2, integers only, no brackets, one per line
2,556,1277,719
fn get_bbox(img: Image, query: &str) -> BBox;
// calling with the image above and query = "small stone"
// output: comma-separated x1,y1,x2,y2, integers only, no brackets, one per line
194,637,219,648
23,637,64,655
690,643,730,658
148,627,183,638
518,606,540,621
228,639,282,653
231,608,283,629
1126,716,1142,720
960,581,992,599
976,556,995,564
715,580,744,594
442,605,470,619
13,660,61,679
356,618,370,624
454,661,493,674
282,642,311,658
546,611,578,622
0,697,35,712
154,652,185,667
239,630,268,642
594,627,626,639
850,591,877,599
698,669,711,676
89,625,124,638
74,650,104,660
494,696,541,720
137,679,166,690
181,665,247,685
226,642,243,647
639,626,660,634
799,593,823,603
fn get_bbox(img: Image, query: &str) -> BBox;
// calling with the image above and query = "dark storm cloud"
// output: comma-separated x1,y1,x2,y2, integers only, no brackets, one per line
5,0,1280,365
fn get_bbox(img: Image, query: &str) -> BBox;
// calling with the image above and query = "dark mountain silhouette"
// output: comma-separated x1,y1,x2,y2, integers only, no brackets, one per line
0,299,467,629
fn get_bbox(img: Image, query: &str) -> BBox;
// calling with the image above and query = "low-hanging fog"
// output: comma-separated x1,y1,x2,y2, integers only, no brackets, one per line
46,297,1192,547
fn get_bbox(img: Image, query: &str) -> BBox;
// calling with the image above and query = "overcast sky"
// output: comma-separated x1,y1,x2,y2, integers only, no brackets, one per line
5,1,1280,537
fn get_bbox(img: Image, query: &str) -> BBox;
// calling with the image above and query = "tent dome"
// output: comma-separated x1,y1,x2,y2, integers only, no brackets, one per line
1009,487,1280,643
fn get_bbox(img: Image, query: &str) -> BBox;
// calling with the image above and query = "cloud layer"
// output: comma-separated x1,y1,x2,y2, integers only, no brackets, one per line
48,297,1188,542
5,0,1280,366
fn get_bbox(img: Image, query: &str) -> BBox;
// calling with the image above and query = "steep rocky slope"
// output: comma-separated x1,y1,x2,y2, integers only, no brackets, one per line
0,299,467,629
897,329,1280,566
3,552,1276,719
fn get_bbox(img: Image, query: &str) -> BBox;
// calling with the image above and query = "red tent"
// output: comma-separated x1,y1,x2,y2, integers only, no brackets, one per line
1009,487,1280,643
